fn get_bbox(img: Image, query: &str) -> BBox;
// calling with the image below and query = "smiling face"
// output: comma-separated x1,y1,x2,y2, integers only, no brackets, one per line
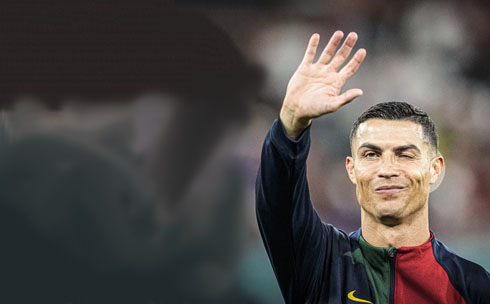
346,119,444,226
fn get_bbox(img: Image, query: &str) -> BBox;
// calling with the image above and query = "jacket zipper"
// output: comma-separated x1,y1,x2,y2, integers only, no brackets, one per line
389,248,397,304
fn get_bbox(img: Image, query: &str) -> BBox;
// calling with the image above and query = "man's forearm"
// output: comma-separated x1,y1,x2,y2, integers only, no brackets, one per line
255,118,327,303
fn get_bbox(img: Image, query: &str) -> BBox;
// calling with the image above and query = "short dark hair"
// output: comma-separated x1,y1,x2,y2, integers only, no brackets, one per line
349,101,438,153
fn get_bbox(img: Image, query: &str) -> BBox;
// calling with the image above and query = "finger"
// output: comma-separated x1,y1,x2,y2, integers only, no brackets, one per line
328,32,358,70
331,88,363,109
317,30,344,65
301,33,320,65
339,48,367,80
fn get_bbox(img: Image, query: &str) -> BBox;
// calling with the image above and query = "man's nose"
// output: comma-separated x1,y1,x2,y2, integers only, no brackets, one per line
377,156,399,178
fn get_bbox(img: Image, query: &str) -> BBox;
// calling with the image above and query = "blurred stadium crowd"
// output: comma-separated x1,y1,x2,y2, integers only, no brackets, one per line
0,0,488,303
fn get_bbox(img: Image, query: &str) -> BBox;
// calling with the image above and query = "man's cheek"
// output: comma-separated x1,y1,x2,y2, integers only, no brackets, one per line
412,169,430,188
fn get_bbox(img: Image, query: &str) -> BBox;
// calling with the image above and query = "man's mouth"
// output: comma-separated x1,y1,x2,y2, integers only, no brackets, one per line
375,185,406,194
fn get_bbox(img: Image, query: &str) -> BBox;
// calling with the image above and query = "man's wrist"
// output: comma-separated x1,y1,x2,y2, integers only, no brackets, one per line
279,108,311,140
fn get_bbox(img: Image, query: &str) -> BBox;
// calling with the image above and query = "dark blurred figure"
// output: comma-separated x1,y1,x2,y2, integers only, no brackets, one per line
461,0,490,85
0,1,260,303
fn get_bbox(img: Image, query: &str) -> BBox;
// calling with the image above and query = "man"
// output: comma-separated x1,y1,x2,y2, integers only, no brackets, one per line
255,31,490,303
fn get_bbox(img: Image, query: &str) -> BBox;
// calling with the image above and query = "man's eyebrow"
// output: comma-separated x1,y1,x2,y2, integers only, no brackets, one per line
393,144,421,153
357,143,421,153
357,143,381,152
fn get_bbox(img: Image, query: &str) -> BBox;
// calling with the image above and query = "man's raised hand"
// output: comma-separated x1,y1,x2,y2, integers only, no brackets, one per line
279,31,366,139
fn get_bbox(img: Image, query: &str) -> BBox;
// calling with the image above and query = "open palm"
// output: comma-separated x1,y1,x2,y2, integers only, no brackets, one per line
280,31,366,138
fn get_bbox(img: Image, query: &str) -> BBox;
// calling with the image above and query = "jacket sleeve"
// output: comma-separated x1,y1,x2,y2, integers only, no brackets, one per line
255,118,328,303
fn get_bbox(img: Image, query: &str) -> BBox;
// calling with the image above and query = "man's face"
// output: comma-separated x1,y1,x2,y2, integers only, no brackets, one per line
345,119,444,225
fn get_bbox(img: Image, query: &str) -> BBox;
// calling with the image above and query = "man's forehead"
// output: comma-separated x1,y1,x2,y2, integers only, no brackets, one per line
353,119,427,147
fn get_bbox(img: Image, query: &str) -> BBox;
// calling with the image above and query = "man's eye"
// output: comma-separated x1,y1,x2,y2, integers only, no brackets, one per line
364,151,378,158
399,154,414,159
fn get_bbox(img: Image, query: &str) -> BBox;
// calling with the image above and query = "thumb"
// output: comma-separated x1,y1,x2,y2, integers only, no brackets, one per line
333,88,363,108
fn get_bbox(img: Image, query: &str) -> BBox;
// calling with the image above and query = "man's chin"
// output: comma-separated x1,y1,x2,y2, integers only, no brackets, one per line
377,214,402,227
374,204,405,226
361,204,404,226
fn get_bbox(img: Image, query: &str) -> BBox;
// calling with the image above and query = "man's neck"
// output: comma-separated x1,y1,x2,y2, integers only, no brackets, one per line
360,206,430,248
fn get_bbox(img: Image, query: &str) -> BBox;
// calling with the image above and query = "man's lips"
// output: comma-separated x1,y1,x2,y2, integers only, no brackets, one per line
375,185,406,194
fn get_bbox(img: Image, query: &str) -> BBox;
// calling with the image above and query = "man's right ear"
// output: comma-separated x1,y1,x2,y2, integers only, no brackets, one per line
345,156,357,185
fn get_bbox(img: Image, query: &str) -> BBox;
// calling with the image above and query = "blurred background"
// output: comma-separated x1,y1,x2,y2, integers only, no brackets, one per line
0,0,488,303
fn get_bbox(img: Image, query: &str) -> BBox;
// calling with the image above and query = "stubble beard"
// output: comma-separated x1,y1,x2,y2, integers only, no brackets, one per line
360,191,426,227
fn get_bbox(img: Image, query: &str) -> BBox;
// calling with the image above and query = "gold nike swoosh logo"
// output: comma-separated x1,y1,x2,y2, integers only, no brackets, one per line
347,290,373,304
